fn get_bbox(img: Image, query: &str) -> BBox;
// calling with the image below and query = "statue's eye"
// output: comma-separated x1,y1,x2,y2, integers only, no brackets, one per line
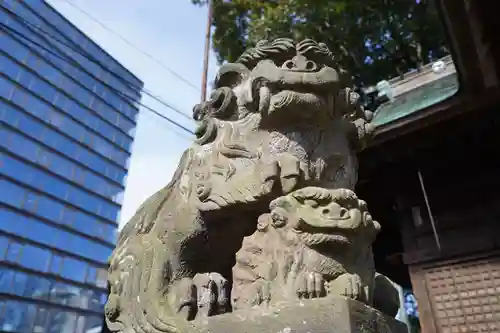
304,200,319,208
270,211,287,228
339,199,355,210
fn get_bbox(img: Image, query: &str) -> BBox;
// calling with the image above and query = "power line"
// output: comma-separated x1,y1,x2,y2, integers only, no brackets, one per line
2,5,194,124
140,110,194,143
2,6,194,123
0,22,195,136
0,6,196,136
52,0,200,92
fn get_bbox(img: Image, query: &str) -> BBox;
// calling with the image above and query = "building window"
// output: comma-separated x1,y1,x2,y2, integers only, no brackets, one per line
0,178,26,209
60,257,86,283
0,206,113,263
0,77,14,100
0,236,8,260
18,244,51,272
5,242,22,263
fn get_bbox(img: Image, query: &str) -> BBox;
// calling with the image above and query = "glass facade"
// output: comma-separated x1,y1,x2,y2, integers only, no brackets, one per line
0,1,142,332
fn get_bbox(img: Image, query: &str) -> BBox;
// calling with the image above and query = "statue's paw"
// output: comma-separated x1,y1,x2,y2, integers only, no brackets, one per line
193,272,230,318
277,154,301,194
295,272,326,299
326,273,363,301
260,154,301,196
173,277,198,321
260,160,280,195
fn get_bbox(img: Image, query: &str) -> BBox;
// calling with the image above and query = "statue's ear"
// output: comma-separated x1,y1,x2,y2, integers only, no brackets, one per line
367,220,382,243
257,213,272,231
214,63,250,89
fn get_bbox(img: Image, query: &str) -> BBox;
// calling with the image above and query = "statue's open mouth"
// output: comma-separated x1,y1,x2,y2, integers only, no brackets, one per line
292,218,352,245
296,232,351,246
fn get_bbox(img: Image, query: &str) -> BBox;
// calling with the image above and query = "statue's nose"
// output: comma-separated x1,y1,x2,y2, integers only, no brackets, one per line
281,54,318,71
321,202,349,220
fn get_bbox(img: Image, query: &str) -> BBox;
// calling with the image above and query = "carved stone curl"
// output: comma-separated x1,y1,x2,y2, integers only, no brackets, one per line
105,38,381,333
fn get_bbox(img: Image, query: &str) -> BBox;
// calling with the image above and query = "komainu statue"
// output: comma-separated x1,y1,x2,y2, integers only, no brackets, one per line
105,38,402,333
232,187,380,309
232,187,399,318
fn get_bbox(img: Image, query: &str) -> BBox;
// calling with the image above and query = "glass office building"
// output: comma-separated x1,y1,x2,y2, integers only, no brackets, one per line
0,1,142,332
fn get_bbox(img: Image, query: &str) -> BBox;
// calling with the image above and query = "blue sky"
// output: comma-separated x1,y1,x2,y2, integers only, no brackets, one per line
46,0,219,228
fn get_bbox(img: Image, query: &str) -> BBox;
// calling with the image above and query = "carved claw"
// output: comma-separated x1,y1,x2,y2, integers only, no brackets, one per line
284,250,325,299
193,272,230,318
295,272,326,299
261,160,280,194
247,280,272,308
174,278,198,321
104,294,121,321
326,273,363,302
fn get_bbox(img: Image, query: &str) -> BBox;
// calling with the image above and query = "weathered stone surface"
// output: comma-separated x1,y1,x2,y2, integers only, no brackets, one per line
105,38,393,333
193,297,407,333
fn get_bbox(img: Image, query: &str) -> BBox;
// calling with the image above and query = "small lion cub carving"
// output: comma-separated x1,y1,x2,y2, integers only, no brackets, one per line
232,187,390,312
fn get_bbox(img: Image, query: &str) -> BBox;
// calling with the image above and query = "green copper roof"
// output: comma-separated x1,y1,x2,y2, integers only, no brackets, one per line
372,73,459,126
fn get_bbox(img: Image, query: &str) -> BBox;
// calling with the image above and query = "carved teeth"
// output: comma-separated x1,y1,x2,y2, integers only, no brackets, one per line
258,85,271,115
299,232,350,246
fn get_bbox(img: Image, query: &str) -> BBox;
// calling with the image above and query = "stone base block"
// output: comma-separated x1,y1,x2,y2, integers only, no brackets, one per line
193,297,408,333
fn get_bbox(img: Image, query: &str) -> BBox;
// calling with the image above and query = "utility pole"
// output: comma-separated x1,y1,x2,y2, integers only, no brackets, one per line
201,0,213,102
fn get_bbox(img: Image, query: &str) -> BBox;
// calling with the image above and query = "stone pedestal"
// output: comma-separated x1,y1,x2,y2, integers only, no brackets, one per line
193,297,408,333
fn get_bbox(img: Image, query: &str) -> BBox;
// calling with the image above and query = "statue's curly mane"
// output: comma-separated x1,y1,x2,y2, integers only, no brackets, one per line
237,38,296,69
236,38,343,71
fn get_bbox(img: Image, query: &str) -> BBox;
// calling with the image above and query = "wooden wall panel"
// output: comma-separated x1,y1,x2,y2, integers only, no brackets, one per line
409,253,500,333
